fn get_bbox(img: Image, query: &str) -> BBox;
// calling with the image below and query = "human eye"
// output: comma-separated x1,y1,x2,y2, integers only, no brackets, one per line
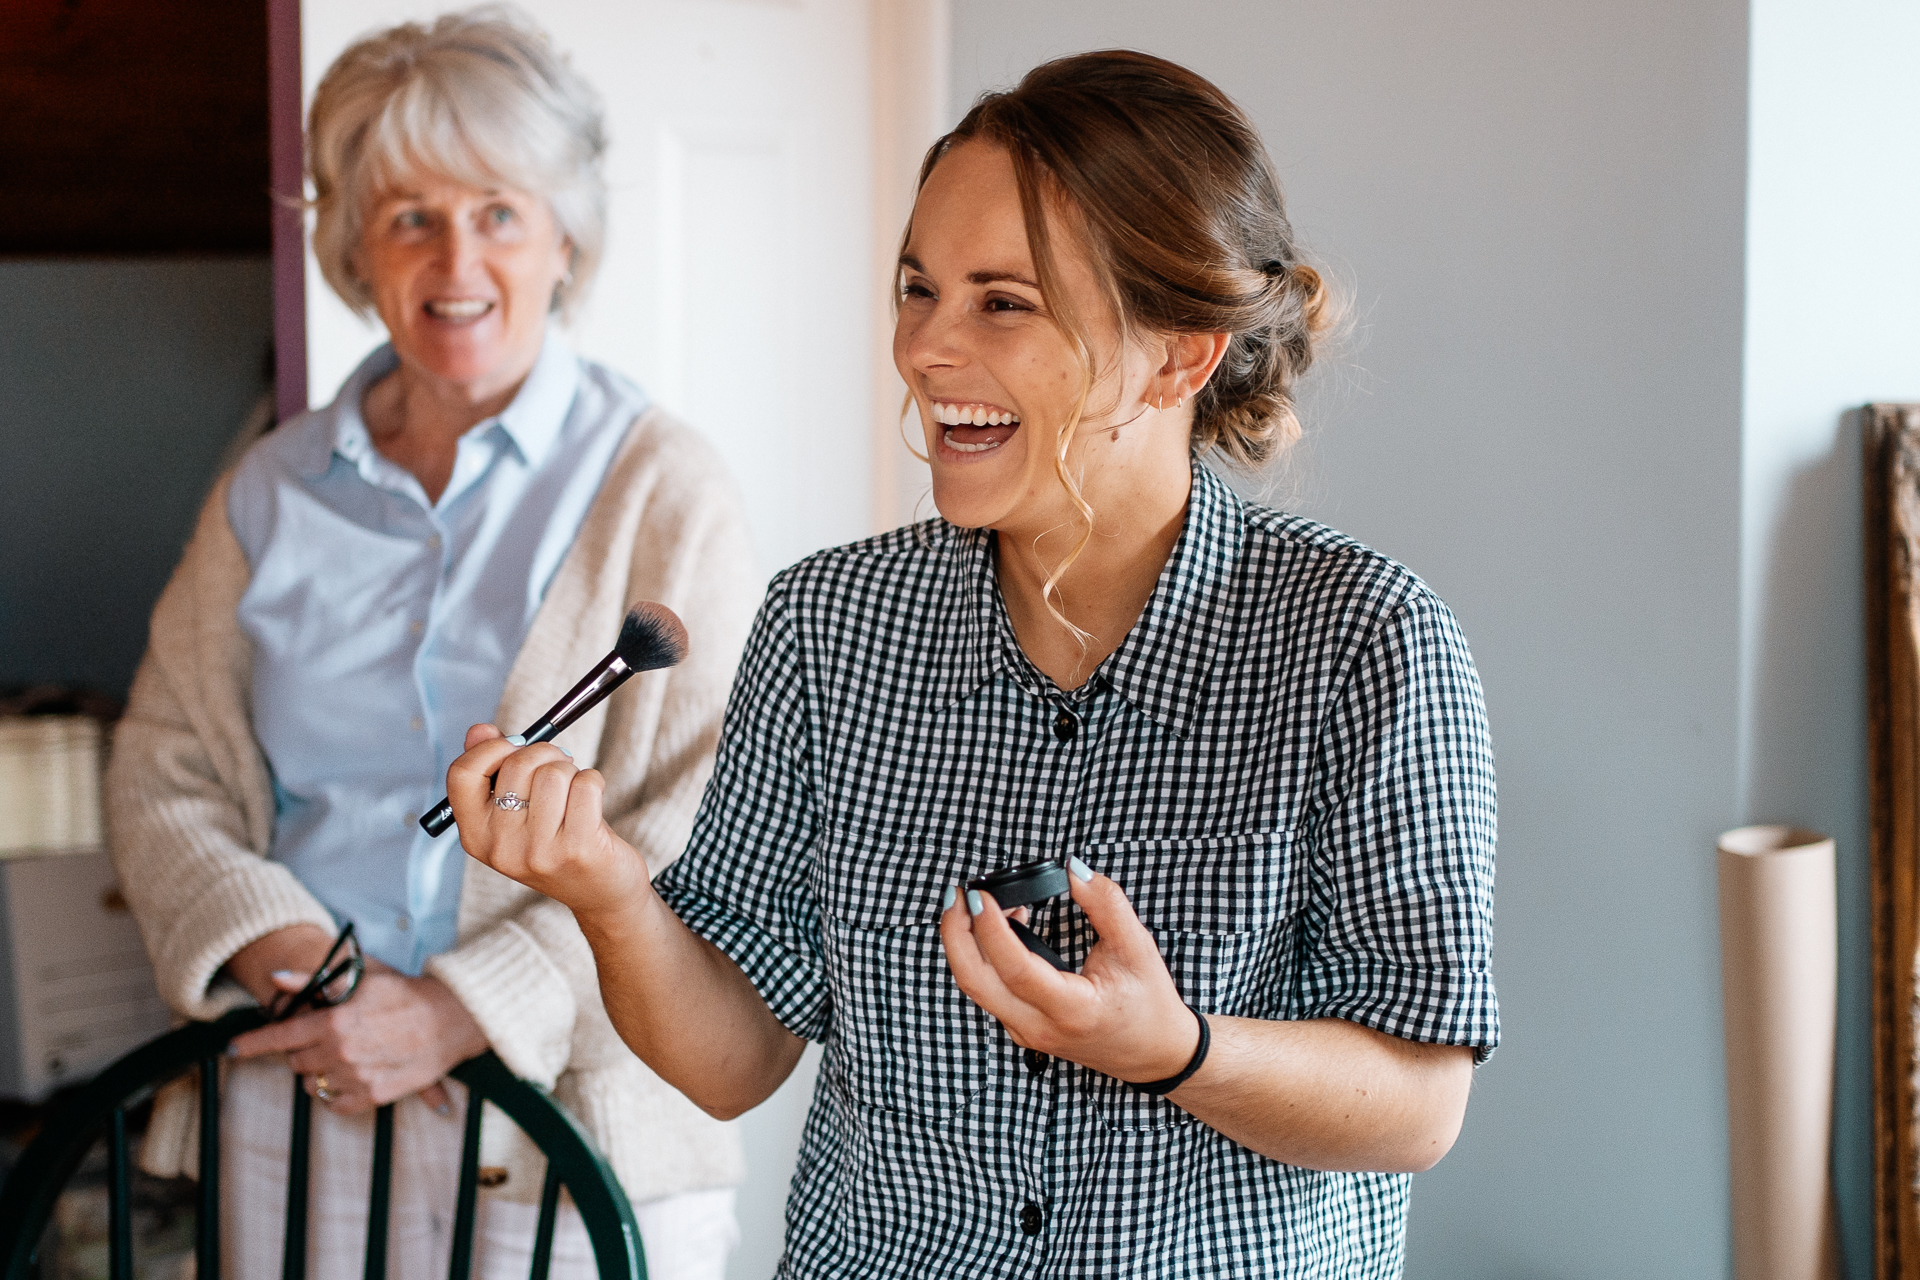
486,203,517,226
390,209,429,232
983,292,1033,314
899,277,935,302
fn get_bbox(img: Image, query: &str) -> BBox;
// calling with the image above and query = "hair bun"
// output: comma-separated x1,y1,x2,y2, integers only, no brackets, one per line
937,49,1337,473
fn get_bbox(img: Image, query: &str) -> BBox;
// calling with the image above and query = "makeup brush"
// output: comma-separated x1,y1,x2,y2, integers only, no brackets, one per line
419,602,688,836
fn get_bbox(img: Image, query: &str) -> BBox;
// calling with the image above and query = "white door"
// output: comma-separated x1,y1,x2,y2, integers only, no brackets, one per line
301,0,876,580
297,5,883,1277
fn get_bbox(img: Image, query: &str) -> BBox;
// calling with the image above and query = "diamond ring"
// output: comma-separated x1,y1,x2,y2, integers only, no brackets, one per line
315,1074,334,1104
493,792,529,811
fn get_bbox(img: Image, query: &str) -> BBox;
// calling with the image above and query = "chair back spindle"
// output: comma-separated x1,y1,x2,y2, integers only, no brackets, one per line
284,1081,313,1279
107,1107,131,1280
448,1087,485,1280
197,1054,220,1276
365,1102,394,1279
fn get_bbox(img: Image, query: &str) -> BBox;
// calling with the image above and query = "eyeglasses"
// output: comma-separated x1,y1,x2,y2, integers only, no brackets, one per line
267,921,364,1022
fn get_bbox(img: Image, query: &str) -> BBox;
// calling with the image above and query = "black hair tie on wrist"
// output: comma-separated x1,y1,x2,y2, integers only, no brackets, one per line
1126,1005,1210,1096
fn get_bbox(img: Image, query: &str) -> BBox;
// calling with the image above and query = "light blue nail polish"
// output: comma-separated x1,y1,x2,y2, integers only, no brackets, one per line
941,885,956,911
558,745,572,758
967,889,985,916
1069,855,1093,883
224,1043,240,1057
435,1102,453,1118
506,734,528,747
271,969,297,982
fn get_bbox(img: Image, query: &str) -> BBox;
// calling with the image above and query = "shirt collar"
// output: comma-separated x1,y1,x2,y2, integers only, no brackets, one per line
489,329,580,467
294,329,581,479
1099,461,1244,738
931,458,1246,738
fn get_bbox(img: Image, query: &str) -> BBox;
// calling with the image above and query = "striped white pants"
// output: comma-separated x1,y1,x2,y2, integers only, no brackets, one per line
221,1057,738,1279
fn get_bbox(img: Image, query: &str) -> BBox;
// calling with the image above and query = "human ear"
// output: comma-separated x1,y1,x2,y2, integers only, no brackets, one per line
1152,332,1232,408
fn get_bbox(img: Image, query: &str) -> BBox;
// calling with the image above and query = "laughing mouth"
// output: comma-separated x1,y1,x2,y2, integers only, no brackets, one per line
425,299,495,321
931,400,1020,454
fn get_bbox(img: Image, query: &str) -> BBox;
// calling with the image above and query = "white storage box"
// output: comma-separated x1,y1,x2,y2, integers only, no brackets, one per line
0,851,173,1100
0,715,172,1099
0,716,102,858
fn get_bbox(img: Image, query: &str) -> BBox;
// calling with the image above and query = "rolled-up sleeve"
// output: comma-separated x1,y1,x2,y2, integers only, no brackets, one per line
1295,590,1500,1063
653,581,831,1041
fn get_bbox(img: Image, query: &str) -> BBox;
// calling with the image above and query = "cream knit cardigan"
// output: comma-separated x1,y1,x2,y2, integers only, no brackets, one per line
106,407,756,1204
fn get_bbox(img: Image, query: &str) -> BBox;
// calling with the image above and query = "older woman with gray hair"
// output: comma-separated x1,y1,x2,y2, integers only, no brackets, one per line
106,9,754,1276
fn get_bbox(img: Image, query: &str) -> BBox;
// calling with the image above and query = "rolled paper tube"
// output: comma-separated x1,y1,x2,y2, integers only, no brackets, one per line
1717,825,1840,1280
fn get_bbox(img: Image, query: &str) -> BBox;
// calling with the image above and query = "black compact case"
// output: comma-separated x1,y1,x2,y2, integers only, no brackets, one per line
969,860,1073,971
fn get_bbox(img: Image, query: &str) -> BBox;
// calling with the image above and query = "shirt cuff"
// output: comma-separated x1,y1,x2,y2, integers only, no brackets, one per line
655,885,830,1042
1299,960,1501,1065
425,920,577,1087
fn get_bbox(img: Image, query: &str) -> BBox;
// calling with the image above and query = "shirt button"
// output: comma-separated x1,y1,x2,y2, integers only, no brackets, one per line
409,620,424,635
410,716,424,732
426,534,442,550
1053,711,1077,742
396,914,411,932
402,813,418,828
1019,1203,1044,1236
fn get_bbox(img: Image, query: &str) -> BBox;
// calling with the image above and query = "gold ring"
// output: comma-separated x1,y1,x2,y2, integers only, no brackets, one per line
314,1073,333,1104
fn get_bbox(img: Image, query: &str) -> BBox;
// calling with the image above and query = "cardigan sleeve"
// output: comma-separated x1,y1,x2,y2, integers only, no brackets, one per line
106,480,338,1020
602,431,760,877
426,415,761,1086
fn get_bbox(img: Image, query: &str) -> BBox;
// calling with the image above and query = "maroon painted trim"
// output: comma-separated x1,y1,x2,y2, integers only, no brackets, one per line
268,0,308,421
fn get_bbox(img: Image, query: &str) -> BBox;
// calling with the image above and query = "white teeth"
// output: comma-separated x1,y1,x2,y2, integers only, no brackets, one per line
929,401,1019,428
944,430,1002,453
429,299,492,319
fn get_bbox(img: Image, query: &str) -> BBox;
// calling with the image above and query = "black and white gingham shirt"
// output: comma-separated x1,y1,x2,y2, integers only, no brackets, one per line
656,461,1498,1278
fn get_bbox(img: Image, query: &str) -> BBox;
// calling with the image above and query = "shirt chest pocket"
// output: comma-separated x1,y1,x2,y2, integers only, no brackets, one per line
1081,830,1299,1132
815,842,1003,1124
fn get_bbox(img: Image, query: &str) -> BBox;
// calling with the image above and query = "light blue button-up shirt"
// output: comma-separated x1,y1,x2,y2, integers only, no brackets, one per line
228,333,646,973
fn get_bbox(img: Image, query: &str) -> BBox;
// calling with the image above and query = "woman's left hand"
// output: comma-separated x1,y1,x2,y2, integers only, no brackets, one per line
227,961,490,1116
940,860,1198,1084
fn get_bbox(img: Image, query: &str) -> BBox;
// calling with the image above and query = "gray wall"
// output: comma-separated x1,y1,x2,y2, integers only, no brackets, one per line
0,259,275,699
953,3,1755,1275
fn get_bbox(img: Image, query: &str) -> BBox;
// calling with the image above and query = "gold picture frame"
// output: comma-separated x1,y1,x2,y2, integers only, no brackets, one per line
1865,403,1920,1276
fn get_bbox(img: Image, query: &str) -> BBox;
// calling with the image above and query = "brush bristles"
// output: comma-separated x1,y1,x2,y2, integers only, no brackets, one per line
615,602,689,671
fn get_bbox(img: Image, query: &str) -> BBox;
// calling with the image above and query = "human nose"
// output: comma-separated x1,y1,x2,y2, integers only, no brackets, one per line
899,298,969,376
434,219,484,278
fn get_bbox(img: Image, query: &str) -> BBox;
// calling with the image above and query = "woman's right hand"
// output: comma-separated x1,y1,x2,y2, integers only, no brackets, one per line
451,724,804,1119
445,723,653,923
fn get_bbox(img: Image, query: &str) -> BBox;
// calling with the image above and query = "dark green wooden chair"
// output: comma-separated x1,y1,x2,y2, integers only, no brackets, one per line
0,1008,645,1279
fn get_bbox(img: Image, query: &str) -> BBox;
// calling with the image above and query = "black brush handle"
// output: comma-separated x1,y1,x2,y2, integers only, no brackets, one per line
418,716,558,837
419,658,635,837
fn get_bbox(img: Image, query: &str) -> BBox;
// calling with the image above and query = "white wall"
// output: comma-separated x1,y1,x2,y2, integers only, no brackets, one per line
953,3,1754,1274
1742,1,1920,1270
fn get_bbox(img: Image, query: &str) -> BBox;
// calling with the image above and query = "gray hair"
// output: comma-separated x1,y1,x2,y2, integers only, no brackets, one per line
307,6,607,319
